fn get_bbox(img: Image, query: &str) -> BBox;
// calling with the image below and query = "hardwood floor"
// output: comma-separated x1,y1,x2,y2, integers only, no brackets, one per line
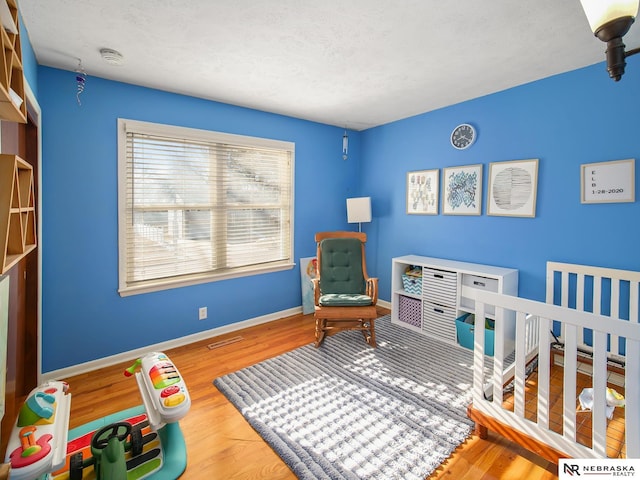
59,308,558,479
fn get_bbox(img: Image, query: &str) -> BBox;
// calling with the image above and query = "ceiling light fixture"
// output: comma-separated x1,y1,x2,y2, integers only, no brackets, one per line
580,0,640,80
99,48,125,66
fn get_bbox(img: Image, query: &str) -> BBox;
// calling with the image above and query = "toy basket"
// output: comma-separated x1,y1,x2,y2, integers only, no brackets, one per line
456,313,495,356
398,295,421,327
401,273,422,295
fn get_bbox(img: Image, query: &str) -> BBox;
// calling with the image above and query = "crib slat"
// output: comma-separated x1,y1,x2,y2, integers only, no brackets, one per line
576,274,585,311
545,266,554,306
591,330,608,457
537,317,551,430
610,279,621,357
631,282,639,386
492,306,504,406
632,281,639,324
473,300,487,404
560,271,569,340
593,275,602,315
626,338,640,458
576,273,587,354
591,276,603,354
527,315,539,353
563,324,578,442
561,271,569,307
514,311,527,418
610,279,620,319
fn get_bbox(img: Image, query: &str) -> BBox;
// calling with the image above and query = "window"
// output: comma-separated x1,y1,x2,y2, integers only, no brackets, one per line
117,119,294,296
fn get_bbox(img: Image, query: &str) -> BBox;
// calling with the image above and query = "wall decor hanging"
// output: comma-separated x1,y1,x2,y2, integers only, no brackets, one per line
580,158,635,204
488,159,539,217
407,169,439,215
75,59,86,106
442,164,482,215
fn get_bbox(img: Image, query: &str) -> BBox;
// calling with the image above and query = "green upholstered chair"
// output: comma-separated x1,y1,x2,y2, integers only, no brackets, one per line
311,231,378,348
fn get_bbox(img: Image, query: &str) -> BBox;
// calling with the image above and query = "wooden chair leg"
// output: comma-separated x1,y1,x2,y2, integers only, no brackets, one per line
315,319,327,348
360,319,376,347
368,319,376,347
315,316,377,348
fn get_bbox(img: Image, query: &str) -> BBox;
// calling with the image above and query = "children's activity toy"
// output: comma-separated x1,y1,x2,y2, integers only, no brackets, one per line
4,381,71,480
4,352,190,479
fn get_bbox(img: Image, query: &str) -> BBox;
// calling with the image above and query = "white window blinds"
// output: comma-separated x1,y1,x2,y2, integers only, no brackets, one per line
117,119,294,296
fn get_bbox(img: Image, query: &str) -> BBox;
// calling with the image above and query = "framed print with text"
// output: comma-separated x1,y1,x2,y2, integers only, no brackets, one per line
407,169,439,215
488,159,539,217
581,158,634,204
442,164,482,215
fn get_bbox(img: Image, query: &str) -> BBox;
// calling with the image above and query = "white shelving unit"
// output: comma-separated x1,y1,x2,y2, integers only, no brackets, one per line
391,255,518,348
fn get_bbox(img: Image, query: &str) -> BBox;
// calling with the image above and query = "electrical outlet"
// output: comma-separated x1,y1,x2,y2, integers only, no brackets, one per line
199,306,207,320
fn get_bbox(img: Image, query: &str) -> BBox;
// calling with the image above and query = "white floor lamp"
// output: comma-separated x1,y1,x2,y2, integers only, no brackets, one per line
346,197,372,232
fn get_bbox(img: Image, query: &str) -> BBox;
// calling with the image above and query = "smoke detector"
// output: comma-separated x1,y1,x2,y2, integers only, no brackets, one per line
99,48,124,66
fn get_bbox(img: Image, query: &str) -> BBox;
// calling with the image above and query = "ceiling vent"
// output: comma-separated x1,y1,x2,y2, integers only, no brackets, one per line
99,48,124,66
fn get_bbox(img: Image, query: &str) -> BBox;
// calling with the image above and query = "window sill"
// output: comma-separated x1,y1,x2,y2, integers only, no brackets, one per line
118,262,296,297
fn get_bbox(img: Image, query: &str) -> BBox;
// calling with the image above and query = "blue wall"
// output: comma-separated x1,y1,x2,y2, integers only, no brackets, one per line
37,67,362,371
360,57,640,305
36,54,640,373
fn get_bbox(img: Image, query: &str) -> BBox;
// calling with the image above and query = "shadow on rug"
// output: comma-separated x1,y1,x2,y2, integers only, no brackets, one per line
213,314,476,480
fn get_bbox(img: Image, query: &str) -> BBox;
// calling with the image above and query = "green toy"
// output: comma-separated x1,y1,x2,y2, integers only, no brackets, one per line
69,421,143,480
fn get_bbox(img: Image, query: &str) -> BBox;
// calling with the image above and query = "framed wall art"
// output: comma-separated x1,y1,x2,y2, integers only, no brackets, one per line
407,169,439,215
581,158,635,204
442,164,482,215
487,158,539,217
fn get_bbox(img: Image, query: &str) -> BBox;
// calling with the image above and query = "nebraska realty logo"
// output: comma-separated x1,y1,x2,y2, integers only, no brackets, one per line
560,459,639,478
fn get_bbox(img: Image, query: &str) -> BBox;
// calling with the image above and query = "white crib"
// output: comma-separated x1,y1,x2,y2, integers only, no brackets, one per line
464,262,640,462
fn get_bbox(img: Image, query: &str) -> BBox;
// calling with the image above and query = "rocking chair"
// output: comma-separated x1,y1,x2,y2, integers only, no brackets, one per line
311,231,378,348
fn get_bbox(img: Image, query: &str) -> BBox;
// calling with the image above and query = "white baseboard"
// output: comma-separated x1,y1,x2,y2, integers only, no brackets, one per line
40,306,303,383
40,299,391,383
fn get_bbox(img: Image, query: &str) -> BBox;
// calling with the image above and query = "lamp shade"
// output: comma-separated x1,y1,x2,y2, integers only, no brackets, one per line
580,0,639,33
346,197,371,224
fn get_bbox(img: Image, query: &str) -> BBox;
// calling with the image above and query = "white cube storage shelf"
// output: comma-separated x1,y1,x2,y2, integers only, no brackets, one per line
391,255,518,349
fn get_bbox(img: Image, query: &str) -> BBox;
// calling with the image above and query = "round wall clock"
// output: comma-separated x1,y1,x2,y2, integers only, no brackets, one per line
450,123,476,150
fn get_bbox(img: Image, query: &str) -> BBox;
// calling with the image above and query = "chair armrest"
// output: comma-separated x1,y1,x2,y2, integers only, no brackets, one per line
311,278,321,306
365,277,378,304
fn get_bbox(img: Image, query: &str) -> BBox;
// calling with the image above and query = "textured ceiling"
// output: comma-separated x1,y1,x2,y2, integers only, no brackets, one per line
18,0,640,130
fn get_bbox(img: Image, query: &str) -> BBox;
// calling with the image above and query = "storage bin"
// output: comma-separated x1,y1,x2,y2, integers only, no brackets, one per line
401,273,422,295
459,273,499,315
423,268,457,305
422,301,457,340
398,295,421,327
456,313,495,356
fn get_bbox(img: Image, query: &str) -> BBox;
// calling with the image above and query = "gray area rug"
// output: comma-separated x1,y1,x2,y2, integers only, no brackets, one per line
213,315,476,479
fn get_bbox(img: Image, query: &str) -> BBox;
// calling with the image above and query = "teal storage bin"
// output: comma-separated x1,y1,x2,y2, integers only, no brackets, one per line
456,313,495,356
401,273,422,295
